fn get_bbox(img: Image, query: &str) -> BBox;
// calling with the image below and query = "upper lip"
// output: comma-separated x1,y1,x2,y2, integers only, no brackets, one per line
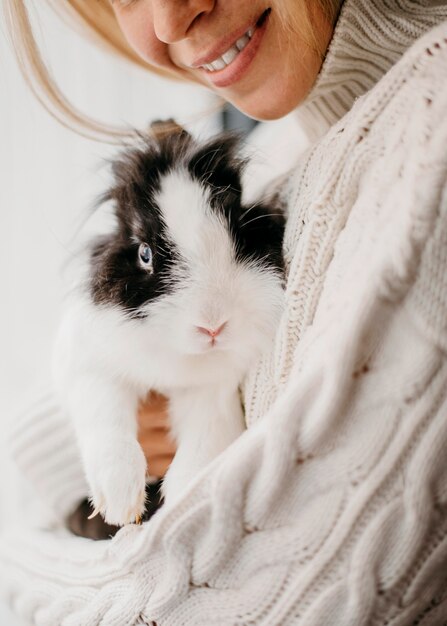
188,13,261,69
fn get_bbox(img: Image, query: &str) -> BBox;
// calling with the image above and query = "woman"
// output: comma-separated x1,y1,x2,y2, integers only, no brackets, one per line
2,1,447,624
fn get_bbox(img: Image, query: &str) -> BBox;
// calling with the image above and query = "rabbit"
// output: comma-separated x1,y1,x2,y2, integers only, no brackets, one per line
53,124,285,527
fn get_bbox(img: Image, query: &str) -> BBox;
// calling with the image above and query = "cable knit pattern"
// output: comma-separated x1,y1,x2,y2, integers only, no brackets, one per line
1,2,447,624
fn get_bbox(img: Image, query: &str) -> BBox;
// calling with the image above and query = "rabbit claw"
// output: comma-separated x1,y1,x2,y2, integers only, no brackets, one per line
85,440,147,526
87,507,101,520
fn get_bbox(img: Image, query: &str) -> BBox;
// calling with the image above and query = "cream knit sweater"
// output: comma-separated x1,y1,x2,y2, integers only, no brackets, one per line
2,1,447,624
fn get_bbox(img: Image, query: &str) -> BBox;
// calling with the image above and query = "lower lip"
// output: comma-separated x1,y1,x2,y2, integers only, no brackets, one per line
200,12,270,89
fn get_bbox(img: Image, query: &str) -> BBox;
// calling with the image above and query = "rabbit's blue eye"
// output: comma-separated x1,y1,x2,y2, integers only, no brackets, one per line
138,243,153,270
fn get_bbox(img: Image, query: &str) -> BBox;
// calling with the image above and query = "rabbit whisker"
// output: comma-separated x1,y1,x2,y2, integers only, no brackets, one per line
241,213,280,228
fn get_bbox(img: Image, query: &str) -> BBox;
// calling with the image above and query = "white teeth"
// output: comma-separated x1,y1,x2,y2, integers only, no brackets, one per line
236,35,250,51
211,58,226,70
222,46,239,65
200,26,253,72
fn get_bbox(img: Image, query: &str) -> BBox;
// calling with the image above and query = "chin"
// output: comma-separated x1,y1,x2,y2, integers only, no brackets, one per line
237,99,299,122
225,80,312,122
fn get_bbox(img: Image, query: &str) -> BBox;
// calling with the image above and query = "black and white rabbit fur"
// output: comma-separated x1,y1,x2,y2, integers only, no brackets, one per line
53,127,285,526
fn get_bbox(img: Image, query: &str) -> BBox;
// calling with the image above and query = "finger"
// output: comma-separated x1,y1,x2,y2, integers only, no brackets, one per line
141,391,169,413
138,428,177,456
138,396,170,429
138,414,171,430
139,423,174,439
146,454,174,478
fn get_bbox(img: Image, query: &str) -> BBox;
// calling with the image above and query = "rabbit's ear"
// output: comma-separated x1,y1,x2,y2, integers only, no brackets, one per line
149,118,190,141
190,133,242,174
149,118,193,157
188,133,246,200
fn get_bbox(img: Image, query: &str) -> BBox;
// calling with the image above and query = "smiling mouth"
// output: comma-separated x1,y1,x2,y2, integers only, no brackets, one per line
196,9,271,73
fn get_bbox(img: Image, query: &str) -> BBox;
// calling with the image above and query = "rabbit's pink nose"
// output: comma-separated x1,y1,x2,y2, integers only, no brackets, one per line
196,322,227,338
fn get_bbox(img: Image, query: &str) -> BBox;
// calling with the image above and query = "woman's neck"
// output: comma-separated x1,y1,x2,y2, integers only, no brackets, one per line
296,0,447,141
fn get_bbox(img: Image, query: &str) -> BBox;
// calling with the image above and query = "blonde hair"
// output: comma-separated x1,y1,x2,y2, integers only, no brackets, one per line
3,0,342,142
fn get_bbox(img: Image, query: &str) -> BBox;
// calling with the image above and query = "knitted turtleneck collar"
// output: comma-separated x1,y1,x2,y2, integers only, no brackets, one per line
296,0,447,141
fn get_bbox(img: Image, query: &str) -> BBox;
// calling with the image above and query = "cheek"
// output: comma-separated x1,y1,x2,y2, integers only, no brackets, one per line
114,8,172,69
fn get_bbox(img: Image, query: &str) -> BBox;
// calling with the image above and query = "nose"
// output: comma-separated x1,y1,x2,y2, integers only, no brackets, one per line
196,322,227,338
152,0,215,44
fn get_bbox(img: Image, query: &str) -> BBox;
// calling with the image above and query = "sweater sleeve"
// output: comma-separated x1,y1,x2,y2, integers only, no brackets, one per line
8,385,88,519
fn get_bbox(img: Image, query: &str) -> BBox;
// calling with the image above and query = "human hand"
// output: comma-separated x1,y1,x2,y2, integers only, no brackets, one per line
137,391,176,478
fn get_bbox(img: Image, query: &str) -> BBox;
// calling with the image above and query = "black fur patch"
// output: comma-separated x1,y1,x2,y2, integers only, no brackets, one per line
89,132,192,315
90,129,284,315
187,134,284,275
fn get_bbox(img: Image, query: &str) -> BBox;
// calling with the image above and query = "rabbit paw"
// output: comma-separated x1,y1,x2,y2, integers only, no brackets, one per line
161,462,193,505
85,439,147,527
